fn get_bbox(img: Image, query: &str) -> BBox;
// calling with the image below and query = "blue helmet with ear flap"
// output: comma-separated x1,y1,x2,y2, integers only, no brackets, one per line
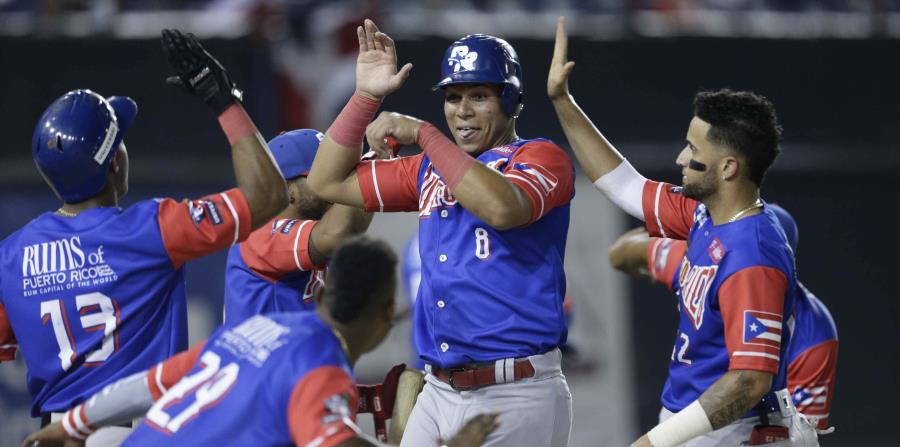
433,34,524,118
32,89,137,203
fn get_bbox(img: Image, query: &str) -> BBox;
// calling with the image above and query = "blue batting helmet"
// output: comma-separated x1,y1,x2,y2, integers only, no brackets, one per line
769,204,798,254
433,34,523,118
32,90,137,203
267,129,324,180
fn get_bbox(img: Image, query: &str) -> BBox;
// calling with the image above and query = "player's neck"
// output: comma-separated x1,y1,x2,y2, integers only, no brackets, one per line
474,127,519,156
704,184,761,225
316,307,363,365
58,188,118,216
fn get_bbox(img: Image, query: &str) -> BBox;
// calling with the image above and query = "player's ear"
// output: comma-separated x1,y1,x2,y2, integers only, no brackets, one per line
720,156,740,181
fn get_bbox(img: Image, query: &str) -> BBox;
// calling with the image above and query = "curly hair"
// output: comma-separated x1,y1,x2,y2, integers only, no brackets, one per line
324,235,397,323
694,89,783,186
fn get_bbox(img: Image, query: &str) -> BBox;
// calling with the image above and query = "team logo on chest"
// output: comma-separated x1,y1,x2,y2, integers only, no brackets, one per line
419,165,458,217
678,260,719,329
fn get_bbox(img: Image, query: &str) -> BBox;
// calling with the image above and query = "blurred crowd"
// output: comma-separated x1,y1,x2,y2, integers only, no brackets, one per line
2,0,898,15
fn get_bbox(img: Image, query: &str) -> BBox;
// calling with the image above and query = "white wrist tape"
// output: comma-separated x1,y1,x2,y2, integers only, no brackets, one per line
647,400,713,447
592,160,647,220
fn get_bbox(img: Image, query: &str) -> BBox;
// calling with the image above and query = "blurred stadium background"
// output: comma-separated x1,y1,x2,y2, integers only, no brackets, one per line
1,0,897,446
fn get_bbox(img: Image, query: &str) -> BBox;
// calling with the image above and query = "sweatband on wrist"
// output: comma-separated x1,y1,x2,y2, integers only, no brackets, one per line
647,400,714,447
593,159,647,220
416,123,475,189
61,405,93,440
326,91,382,149
217,103,258,145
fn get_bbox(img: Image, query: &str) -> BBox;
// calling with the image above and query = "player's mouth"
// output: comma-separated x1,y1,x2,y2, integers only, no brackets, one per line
456,126,481,142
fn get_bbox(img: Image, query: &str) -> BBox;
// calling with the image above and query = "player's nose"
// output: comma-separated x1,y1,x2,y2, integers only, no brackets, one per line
675,146,690,166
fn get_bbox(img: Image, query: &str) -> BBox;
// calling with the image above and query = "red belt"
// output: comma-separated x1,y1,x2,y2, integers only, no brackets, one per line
432,360,536,391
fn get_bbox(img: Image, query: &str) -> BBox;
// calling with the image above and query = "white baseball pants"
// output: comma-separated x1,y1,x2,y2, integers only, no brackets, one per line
658,389,819,447
399,349,573,447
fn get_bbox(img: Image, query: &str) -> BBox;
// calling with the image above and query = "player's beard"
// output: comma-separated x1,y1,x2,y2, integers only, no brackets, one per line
682,168,718,201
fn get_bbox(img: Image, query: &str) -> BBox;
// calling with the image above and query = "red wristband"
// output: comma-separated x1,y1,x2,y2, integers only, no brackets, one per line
217,103,258,145
326,91,382,149
416,123,475,189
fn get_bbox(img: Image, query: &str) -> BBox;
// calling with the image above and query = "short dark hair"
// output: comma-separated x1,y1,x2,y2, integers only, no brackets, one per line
693,89,783,186
324,235,397,323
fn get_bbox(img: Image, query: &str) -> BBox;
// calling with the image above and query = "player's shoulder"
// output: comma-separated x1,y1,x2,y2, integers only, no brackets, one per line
513,138,569,158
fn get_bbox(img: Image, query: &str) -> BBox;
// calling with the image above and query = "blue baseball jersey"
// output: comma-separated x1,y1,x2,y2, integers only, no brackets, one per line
0,189,251,416
649,238,839,427
122,313,358,447
357,139,575,367
223,218,325,324
641,182,796,415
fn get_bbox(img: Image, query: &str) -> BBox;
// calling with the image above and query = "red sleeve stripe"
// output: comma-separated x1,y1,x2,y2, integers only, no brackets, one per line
369,161,385,212
653,182,667,238
220,192,241,245
292,220,313,271
62,405,92,439
733,351,780,361
506,173,545,218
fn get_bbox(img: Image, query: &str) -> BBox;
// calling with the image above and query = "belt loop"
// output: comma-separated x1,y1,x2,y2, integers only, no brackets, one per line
494,359,504,384
504,358,515,383
775,389,794,417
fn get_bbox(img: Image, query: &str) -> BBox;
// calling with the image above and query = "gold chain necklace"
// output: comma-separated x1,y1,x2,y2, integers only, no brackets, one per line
727,199,763,223
55,208,78,217
331,327,350,358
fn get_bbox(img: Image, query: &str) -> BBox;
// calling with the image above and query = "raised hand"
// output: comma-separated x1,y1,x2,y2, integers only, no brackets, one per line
355,19,413,101
547,16,576,102
161,29,242,114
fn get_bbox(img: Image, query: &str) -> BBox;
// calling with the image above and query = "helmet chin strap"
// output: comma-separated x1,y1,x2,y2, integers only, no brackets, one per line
688,159,708,171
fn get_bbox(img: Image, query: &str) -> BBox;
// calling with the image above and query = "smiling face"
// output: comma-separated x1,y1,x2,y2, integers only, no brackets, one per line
676,116,723,201
443,84,516,155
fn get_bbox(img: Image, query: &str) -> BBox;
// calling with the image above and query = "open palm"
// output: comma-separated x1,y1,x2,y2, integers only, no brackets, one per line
547,16,576,101
356,19,413,100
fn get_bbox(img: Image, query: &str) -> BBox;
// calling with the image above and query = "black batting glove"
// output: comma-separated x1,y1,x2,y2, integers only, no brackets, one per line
161,29,243,115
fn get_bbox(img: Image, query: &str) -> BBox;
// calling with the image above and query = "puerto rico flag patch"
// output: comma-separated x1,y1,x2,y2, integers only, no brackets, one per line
743,310,783,348
792,384,829,411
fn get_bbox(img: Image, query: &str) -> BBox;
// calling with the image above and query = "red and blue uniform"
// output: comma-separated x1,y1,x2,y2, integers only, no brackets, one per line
647,220,838,428
641,182,796,416
223,218,325,324
356,139,574,367
0,190,251,416
121,312,358,447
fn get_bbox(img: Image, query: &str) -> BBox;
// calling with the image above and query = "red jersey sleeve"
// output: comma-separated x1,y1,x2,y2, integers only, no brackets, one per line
287,365,359,447
647,238,687,291
0,302,17,361
147,341,206,401
504,141,575,224
240,219,320,281
787,339,838,428
719,267,788,374
356,154,423,212
157,188,253,268
641,181,698,240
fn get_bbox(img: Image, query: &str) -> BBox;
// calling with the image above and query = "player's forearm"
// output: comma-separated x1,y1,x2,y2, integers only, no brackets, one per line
310,205,374,264
221,105,288,230
698,369,773,429
608,229,652,280
60,371,155,439
450,164,533,230
550,94,626,182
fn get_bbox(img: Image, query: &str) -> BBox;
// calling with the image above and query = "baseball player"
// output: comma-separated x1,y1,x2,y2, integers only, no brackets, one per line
223,128,374,324
20,236,500,447
307,19,575,447
608,205,838,433
548,17,816,446
0,29,286,444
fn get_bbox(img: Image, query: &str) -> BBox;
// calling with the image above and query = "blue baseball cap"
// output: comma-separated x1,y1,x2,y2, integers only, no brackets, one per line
267,129,324,180
769,204,798,253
